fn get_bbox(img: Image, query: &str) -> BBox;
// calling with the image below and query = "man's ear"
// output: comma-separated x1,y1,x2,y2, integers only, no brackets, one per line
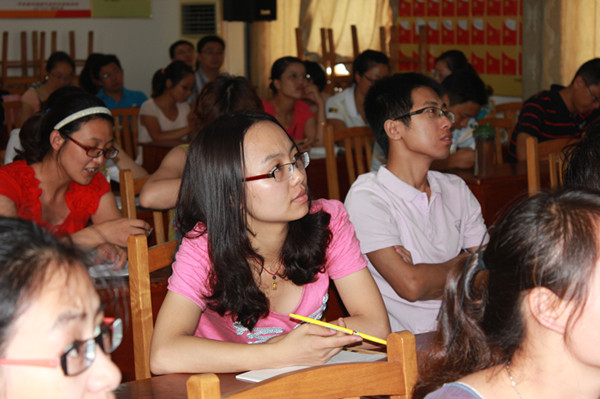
574,75,587,90
527,286,571,334
49,130,65,152
383,119,406,143
166,78,173,89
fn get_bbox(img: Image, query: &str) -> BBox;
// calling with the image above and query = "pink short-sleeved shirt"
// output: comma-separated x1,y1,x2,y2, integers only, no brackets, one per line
261,99,313,141
344,168,488,334
168,198,366,343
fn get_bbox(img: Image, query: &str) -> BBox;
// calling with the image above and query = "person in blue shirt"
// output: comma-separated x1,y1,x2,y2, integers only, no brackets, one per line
93,54,147,110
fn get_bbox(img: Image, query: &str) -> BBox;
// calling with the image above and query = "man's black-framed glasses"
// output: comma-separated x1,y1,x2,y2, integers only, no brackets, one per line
62,134,119,160
245,152,310,182
394,106,456,124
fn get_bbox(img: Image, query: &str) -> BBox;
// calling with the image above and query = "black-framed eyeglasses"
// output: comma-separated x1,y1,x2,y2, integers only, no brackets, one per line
394,106,456,124
62,134,119,160
245,152,310,182
0,317,122,377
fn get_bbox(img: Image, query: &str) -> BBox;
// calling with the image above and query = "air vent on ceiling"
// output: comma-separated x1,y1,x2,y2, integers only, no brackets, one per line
181,2,217,36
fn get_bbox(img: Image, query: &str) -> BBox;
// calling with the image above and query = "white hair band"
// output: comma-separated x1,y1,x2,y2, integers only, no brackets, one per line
53,106,112,131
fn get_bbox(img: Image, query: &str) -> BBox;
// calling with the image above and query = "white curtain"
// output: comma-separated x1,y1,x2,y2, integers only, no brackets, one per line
300,0,391,62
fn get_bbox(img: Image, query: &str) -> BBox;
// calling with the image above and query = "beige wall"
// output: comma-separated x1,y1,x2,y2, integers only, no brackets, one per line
0,0,246,96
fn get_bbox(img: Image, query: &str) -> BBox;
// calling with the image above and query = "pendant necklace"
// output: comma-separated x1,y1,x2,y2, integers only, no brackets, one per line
505,361,523,399
251,255,283,290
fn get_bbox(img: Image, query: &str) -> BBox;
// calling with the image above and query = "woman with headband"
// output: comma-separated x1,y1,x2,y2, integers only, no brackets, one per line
414,189,600,399
0,92,150,267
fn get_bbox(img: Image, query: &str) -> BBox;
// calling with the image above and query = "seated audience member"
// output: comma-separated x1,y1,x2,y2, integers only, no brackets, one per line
263,56,325,152
138,60,195,145
344,73,488,334
19,51,75,127
303,60,331,116
562,127,600,191
431,50,475,83
139,75,263,210
169,39,196,69
4,86,147,182
508,58,600,162
371,70,488,171
326,50,390,168
414,189,600,399
0,92,150,268
430,70,489,170
78,53,105,95
0,217,121,398
326,50,390,131
150,112,390,374
192,35,225,104
94,54,147,110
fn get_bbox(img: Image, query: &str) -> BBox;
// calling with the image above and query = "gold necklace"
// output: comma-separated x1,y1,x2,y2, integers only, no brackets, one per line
251,255,283,290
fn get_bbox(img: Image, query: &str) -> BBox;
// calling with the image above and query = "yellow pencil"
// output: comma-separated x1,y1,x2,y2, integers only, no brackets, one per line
289,313,387,345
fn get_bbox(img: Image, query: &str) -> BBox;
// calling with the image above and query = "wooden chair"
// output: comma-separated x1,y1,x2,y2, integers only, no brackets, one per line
128,234,178,380
477,117,515,165
492,101,522,127
525,136,577,196
186,330,417,399
111,107,140,160
2,100,22,133
324,124,374,200
119,169,166,245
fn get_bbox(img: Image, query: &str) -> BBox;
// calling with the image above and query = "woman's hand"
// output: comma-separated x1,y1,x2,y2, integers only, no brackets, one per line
295,138,312,153
268,323,362,367
94,243,127,269
303,83,324,106
93,218,151,247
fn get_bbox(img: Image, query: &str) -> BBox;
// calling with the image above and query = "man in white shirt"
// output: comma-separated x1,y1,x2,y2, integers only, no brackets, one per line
344,73,488,333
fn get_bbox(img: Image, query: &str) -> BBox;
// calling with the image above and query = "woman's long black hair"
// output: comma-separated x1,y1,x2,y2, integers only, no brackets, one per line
176,111,331,330
413,189,600,398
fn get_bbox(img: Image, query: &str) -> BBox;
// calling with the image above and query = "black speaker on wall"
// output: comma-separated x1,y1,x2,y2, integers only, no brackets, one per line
223,0,276,22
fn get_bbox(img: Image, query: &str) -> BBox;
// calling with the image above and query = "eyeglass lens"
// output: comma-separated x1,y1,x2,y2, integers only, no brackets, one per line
62,318,122,376
273,152,310,182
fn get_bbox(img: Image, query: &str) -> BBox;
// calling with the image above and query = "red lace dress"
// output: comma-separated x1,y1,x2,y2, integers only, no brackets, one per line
0,160,110,237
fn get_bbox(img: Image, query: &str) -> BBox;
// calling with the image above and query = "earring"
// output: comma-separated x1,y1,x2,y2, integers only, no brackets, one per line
44,75,49,81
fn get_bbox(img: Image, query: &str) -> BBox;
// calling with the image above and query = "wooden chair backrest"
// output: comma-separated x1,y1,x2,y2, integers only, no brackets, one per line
525,136,577,196
2,101,22,132
111,107,140,160
127,234,178,380
187,330,418,399
119,169,166,244
477,117,515,165
324,124,374,200
493,101,523,127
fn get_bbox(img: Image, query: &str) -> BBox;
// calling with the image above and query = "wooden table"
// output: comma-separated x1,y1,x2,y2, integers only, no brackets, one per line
140,140,348,200
114,332,434,399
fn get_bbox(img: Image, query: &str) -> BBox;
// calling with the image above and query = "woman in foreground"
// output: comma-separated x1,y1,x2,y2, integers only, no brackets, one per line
150,112,389,374
415,189,600,399
0,217,121,398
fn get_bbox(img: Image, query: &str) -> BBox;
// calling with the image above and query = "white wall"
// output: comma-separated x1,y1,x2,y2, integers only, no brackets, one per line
0,0,246,96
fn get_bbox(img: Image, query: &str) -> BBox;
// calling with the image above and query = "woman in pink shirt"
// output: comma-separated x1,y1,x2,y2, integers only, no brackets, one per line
150,112,389,374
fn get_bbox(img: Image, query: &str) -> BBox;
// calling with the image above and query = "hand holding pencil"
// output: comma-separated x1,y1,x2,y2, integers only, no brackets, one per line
289,313,388,345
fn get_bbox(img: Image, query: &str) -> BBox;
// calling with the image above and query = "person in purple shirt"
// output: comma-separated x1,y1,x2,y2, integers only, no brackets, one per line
414,189,600,399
